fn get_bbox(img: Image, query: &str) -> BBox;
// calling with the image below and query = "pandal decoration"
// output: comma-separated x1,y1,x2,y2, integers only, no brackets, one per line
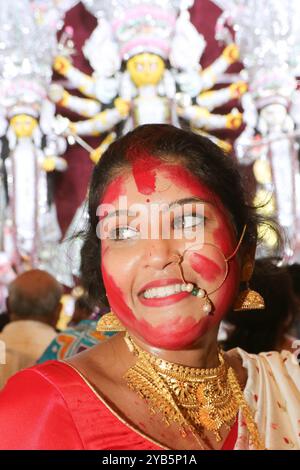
53,0,246,153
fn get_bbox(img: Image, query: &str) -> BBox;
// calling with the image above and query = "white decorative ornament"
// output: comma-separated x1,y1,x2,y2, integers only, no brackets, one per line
169,12,206,71
83,17,121,77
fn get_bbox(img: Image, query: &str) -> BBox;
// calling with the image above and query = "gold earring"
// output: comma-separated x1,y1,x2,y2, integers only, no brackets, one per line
233,286,265,311
233,259,265,311
96,311,125,332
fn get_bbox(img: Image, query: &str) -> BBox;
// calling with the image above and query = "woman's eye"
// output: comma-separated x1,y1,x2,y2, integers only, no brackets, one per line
110,226,139,240
173,215,205,230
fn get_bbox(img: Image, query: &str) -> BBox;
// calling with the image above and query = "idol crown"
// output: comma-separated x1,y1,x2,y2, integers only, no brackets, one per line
83,0,194,59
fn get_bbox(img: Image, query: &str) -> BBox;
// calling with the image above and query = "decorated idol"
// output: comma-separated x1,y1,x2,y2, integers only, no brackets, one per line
214,0,300,261
52,0,247,158
50,0,247,285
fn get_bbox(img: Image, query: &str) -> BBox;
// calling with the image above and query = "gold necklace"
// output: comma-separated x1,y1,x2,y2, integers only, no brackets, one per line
123,333,265,450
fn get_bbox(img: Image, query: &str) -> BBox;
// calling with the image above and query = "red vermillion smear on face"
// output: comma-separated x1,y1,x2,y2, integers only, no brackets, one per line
160,164,236,254
100,174,126,205
160,164,216,202
213,258,239,324
100,163,241,349
212,224,235,255
158,164,240,330
135,315,211,349
101,263,139,327
126,146,162,195
190,252,222,282
102,255,211,348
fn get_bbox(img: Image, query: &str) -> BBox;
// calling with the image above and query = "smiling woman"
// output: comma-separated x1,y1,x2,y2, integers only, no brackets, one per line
0,124,299,450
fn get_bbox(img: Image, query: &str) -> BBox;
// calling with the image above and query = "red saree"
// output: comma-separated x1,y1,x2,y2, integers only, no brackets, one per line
0,361,237,450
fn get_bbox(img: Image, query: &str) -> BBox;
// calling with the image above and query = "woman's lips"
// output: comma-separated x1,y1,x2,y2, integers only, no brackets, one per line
138,290,190,308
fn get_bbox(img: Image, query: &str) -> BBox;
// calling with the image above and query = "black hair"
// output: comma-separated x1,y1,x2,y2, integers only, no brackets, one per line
287,263,300,298
75,294,93,312
80,124,274,307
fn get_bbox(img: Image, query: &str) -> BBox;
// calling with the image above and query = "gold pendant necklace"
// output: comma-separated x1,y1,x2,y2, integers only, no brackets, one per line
123,333,265,450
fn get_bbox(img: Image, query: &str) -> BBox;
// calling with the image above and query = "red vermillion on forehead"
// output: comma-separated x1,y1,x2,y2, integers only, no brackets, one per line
160,163,218,204
126,145,162,195
100,174,127,205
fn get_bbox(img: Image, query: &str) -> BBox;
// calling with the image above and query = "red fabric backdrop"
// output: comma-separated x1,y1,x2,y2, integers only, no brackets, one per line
54,0,244,234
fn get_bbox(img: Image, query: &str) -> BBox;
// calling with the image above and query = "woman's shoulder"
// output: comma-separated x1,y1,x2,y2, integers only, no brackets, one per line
0,361,86,449
0,360,87,422
1,357,162,450
0,359,108,412
1,359,83,393
226,347,300,393
229,347,300,402
233,347,299,371
230,348,300,450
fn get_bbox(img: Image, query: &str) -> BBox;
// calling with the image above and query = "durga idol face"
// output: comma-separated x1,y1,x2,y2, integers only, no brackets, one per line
10,114,38,138
126,53,165,88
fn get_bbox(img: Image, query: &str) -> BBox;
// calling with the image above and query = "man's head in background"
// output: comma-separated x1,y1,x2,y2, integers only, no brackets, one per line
7,269,63,328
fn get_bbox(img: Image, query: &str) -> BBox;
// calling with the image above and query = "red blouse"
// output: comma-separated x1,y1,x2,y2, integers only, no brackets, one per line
0,361,237,450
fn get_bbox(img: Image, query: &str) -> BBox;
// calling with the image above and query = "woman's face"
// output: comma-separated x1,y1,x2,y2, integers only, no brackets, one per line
100,159,241,349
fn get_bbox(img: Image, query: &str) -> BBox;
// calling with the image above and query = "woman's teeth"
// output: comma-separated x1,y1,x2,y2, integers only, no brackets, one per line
143,283,194,299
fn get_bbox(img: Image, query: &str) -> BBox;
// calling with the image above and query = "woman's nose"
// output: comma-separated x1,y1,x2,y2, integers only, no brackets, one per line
143,238,179,271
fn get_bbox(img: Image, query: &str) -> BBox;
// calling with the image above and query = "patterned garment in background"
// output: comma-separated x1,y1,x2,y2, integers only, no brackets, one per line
37,319,116,363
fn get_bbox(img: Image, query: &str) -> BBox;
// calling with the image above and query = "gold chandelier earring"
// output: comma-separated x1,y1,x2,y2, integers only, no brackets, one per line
233,257,265,311
96,311,125,332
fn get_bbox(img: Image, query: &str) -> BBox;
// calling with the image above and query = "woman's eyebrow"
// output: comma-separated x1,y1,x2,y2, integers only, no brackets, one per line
100,209,136,221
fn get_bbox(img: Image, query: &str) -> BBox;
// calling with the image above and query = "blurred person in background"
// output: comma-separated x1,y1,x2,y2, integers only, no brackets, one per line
69,293,94,326
0,269,62,388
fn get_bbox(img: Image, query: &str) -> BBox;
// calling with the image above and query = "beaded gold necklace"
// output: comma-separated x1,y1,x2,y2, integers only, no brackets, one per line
124,333,265,450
